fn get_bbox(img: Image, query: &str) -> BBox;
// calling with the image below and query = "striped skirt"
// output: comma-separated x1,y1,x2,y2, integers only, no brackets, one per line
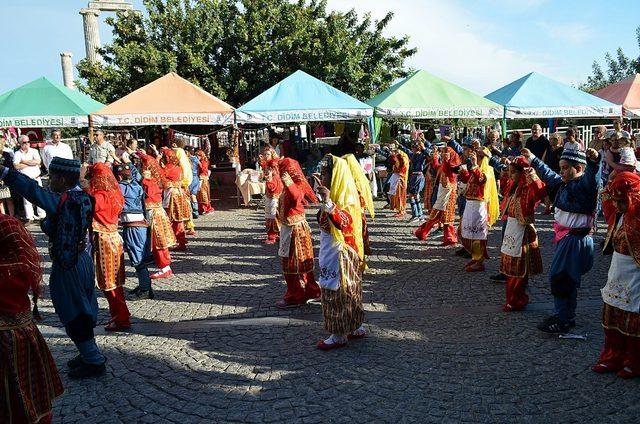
0,312,64,424
603,303,640,337
93,229,126,292
147,204,177,250
281,221,315,275
321,246,365,335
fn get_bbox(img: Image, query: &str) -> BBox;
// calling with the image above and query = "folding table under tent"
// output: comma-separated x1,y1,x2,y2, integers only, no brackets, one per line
486,72,621,121
593,74,640,118
235,70,373,124
0,77,104,128
92,72,235,127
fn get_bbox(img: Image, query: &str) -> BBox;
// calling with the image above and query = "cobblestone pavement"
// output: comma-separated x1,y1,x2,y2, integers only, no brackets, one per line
31,201,640,423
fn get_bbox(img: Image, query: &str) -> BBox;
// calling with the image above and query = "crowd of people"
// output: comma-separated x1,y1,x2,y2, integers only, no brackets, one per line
2,119,640,422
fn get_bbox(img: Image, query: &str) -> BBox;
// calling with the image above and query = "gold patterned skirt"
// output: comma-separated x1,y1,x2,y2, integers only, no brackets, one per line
93,227,125,291
165,187,191,222
196,176,211,206
280,220,315,275
147,203,177,250
321,246,365,335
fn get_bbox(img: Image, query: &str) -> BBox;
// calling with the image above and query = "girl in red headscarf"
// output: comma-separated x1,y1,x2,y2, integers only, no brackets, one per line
276,157,321,308
0,214,64,424
499,157,546,312
84,163,131,331
196,150,214,215
139,151,176,279
592,171,640,379
262,149,283,244
161,148,191,251
415,146,461,245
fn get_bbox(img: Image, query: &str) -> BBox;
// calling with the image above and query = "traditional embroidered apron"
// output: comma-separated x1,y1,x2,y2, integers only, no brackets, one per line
432,183,453,211
264,196,278,219
501,217,526,258
461,199,488,240
318,231,341,291
387,173,400,196
278,224,293,257
602,254,640,313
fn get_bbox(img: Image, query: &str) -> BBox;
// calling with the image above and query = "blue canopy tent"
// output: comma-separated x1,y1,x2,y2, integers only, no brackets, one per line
486,72,622,136
235,70,373,124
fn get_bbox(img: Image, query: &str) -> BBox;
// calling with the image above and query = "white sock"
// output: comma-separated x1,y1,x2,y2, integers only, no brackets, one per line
352,325,366,336
324,334,346,345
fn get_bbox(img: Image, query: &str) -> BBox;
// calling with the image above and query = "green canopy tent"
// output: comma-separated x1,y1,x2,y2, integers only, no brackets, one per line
0,77,104,128
367,70,503,141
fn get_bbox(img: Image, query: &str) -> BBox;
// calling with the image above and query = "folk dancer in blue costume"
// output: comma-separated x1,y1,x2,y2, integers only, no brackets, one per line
114,163,155,300
185,146,201,225
0,157,106,379
395,136,432,223
522,147,601,333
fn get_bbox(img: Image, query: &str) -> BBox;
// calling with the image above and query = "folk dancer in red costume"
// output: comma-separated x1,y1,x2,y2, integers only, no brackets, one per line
276,158,321,309
457,147,500,272
592,172,640,379
389,148,409,218
261,148,282,244
0,214,64,424
414,145,461,245
343,153,375,257
499,157,546,311
139,151,176,279
84,163,131,332
315,155,366,350
161,148,191,251
195,150,214,215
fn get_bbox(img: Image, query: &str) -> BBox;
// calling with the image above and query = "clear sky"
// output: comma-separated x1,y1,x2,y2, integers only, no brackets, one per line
0,0,638,96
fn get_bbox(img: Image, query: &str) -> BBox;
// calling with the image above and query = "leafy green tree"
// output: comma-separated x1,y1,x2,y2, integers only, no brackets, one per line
581,26,640,92
77,0,416,105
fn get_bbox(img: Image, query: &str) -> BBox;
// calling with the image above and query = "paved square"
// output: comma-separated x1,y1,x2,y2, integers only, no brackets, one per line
34,202,639,423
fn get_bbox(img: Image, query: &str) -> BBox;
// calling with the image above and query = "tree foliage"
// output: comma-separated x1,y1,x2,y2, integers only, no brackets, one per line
77,0,416,105
580,26,640,92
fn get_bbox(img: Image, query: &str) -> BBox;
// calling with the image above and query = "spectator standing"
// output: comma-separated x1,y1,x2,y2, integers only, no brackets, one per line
590,125,607,152
13,135,45,222
503,131,524,157
42,129,74,170
0,135,15,215
563,128,585,152
525,124,550,160
88,129,116,165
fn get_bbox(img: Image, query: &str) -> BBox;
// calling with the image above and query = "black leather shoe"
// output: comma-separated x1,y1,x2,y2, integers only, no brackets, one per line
489,273,507,282
68,360,106,379
127,287,154,300
67,354,83,369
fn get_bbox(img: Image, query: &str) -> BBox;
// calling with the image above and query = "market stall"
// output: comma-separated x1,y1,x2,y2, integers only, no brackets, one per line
366,69,503,143
593,73,640,119
235,70,374,201
486,72,622,136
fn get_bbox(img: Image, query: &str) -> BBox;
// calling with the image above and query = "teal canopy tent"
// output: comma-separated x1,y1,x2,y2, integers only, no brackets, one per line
0,77,104,127
235,70,373,124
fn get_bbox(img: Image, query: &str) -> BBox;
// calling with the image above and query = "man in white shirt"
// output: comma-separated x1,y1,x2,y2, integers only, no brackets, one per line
42,129,74,170
13,135,45,221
